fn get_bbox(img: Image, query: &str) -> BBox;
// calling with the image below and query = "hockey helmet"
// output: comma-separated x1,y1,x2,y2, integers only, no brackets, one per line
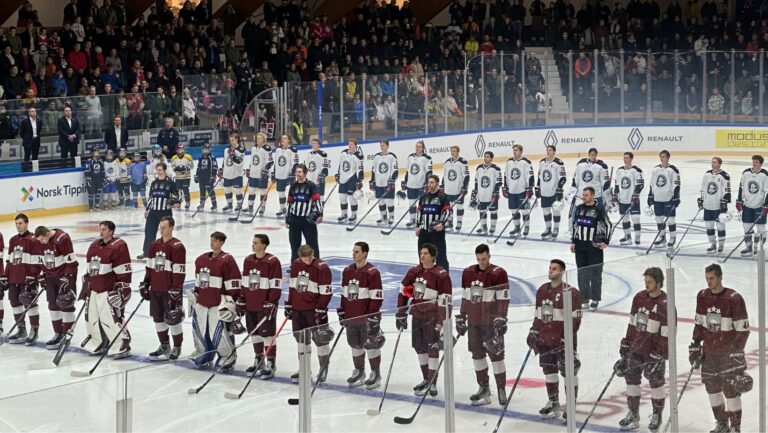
56,289,77,310
312,325,335,345
396,190,407,200
152,144,162,155
718,212,732,223
18,287,37,305
558,351,581,377
202,143,211,154
364,331,386,350
551,200,564,212
613,358,629,377
645,206,655,217
483,334,505,356
727,373,754,393
353,189,365,201
164,306,185,326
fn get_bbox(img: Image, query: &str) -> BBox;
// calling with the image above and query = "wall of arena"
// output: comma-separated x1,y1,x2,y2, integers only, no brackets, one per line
3,123,767,220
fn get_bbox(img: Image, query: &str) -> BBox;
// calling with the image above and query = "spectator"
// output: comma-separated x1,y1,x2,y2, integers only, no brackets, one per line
104,114,128,152
84,85,102,138
707,87,724,115
57,104,80,158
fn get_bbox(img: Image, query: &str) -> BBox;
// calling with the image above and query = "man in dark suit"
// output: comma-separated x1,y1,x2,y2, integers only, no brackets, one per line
19,107,43,161
57,105,80,158
104,115,128,152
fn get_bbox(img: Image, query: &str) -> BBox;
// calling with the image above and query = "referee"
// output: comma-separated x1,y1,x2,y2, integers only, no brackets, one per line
569,186,611,312
416,174,451,271
286,163,323,261
139,162,180,259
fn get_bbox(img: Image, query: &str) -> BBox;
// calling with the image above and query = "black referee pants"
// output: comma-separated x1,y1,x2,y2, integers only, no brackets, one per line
144,210,172,256
418,230,449,271
288,216,319,262
574,240,603,302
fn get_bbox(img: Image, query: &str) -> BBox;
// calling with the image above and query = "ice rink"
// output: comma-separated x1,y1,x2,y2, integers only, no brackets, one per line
0,153,765,433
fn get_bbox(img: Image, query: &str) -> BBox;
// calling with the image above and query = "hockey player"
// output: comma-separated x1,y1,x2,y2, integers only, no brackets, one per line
273,134,299,217
170,144,194,210
285,244,333,383
116,148,132,206
456,243,510,406
140,216,186,361
127,152,147,208
370,140,398,225
647,150,681,248
336,138,365,223
396,243,452,397
735,154,768,257
34,226,79,349
473,151,503,235
195,143,219,211
615,267,668,432
147,144,167,185
537,145,567,240
3,214,41,344
84,148,105,211
527,259,582,421
613,151,644,246
689,264,750,433
567,147,610,227
220,133,246,213
305,137,329,197
0,231,5,334
245,132,274,215
502,144,534,237
239,233,282,379
440,145,469,231
83,220,132,358
103,150,119,209
402,140,433,227
190,231,243,369
337,241,385,389
699,157,731,255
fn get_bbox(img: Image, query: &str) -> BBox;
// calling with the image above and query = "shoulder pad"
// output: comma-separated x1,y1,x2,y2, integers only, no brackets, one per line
184,154,193,161
705,169,713,174
539,157,547,163
289,146,298,153
719,171,730,180
409,152,417,158
743,168,753,174
521,157,532,164
389,152,398,159
375,152,383,157
632,165,643,172
236,145,245,152
491,164,501,170
458,157,467,163
760,168,768,176
444,157,453,163
318,150,327,157
577,158,588,164
554,157,564,164
423,154,432,160
262,144,272,151
669,165,680,173
597,160,608,168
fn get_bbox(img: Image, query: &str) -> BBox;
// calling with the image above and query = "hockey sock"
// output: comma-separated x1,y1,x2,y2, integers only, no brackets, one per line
632,214,641,239
339,194,349,215
490,211,498,231
349,195,358,218
545,372,559,401
264,337,276,359
655,216,666,238
543,208,552,229
706,220,716,244
183,189,191,204
12,305,23,326
236,193,244,207
28,306,39,328
650,380,665,412
252,335,264,356
367,348,381,370
427,354,439,380
522,210,531,229
278,191,287,211
225,187,233,205
668,217,677,242
155,322,169,343
0,303,4,321
623,218,631,236
209,187,217,205
553,214,561,229
351,348,365,369
512,212,521,228
479,210,487,229
726,396,742,428
490,353,506,388
248,193,256,208
473,356,489,384
626,383,641,412
170,323,183,346
62,311,75,332
709,392,728,421
94,191,101,208
317,344,330,368
378,203,387,219
50,310,63,333
456,204,464,225
418,352,429,379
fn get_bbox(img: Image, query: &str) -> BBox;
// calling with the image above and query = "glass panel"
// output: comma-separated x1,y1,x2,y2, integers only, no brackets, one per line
465,54,483,131
181,73,234,134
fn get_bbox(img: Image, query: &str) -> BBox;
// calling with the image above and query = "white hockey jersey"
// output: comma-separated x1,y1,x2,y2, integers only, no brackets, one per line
104,160,119,183
371,152,398,187
700,170,731,210
222,144,246,180
537,157,566,198
503,157,534,194
570,158,610,201
441,157,470,196
338,148,364,183
474,164,502,203
614,165,644,204
305,149,329,184
405,153,432,189
737,168,768,209
649,164,680,203
247,144,274,179
273,146,299,180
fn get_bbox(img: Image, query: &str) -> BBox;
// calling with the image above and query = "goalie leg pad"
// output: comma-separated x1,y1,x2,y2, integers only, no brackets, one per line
83,292,104,353
191,303,215,365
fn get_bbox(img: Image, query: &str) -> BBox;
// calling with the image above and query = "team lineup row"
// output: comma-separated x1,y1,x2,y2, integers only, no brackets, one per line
0,211,752,433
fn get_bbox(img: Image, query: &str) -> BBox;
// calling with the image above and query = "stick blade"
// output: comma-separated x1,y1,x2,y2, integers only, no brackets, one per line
188,388,200,395
28,360,72,371
228,217,240,222
287,398,300,405
345,227,355,232
393,416,414,425
70,370,91,377
224,392,241,400
366,409,380,416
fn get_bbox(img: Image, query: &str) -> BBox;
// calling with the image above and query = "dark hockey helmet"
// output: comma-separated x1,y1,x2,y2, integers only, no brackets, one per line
483,334,505,356
202,143,211,154
727,373,754,394
396,190,406,200
56,289,77,310
18,287,37,305
312,325,335,345
613,358,630,378
558,351,581,377
164,306,185,326
364,331,386,350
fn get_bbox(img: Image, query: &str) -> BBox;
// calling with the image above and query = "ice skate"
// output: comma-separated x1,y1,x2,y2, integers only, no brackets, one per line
413,379,430,395
8,325,27,344
149,342,170,361
589,300,599,311
364,369,381,389
291,372,300,384
619,235,632,245
246,356,264,375
260,360,275,380
24,327,38,345
469,383,491,406
337,214,348,222
168,347,181,360
221,204,232,212
539,399,561,418
741,246,753,257
316,367,328,383
707,244,717,255
648,411,662,432
654,236,666,247
541,228,552,239
522,226,530,237
346,368,365,387
111,341,131,359
509,226,521,237
476,226,488,235
497,388,508,406
405,220,416,228
618,411,640,430
347,216,357,223
709,420,730,433
45,332,63,349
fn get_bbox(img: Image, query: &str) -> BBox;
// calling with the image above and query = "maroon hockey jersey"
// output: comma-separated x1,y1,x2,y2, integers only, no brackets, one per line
338,262,383,326
145,237,186,292
6,230,40,284
624,291,669,358
240,252,282,311
37,229,78,279
85,237,132,293
0,232,6,276
194,251,242,308
460,264,509,325
397,264,453,322
531,282,582,348
287,258,332,312
693,287,750,356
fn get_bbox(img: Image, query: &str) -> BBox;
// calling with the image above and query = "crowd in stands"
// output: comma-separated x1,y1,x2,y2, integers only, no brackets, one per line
0,0,765,144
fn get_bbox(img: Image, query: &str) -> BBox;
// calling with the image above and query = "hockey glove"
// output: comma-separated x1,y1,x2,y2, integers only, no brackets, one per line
169,287,182,304
335,174,341,183
619,337,630,358
217,295,237,322
0,276,8,292
235,297,246,316
688,341,703,368
644,352,665,378
736,200,744,212
337,308,346,327
245,169,250,179
555,190,563,202
455,314,468,336
502,187,509,199
492,317,507,335
366,315,382,336
720,200,728,213
460,188,467,197
672,197,681,208
262,302,276,319
525,189,533,200
369,181,375,191
631,194,639,206
284,303,293,319
107,282,131,309
730,350,747,370
356,181,363,191
25,275,37,291
314,308,328,325
194,174,199,183
762,206,768,217
139,280,151,300
526,328,539,354
697,198,704,209
58,274,74,295
387,181,395,191
216,168,224,179
535,186,541,198
647,195,654,207
395,312,408,331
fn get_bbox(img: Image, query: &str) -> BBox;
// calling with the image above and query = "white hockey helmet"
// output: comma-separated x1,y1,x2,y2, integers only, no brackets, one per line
645,207,655,217
551,200,564,212
718,212,732,223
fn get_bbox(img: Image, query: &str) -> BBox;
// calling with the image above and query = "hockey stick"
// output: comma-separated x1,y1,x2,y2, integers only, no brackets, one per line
662,365,697,433
489,196,532,244
393,333,462,425
491,347,533,433
53,300,87,365
576,371,617,433
322,182,339,207
287,326,347,405
639,205,676,255
346,197,385,232
192,176,223,219
224,316,290,400
366,328,404,416
240,181,276,224
607,201,636,241
462,216,485,242
71,298,145,377
227,178,251,222
0,289,44,348
667,207,703,259
721,212,763,263
381,192,424,236
188,314,271,394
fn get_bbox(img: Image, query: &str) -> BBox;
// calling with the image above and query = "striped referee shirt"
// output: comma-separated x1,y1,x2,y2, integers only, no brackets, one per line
417,190,451,231
147,177,180,211
571,202,611,244
287,180,323,223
